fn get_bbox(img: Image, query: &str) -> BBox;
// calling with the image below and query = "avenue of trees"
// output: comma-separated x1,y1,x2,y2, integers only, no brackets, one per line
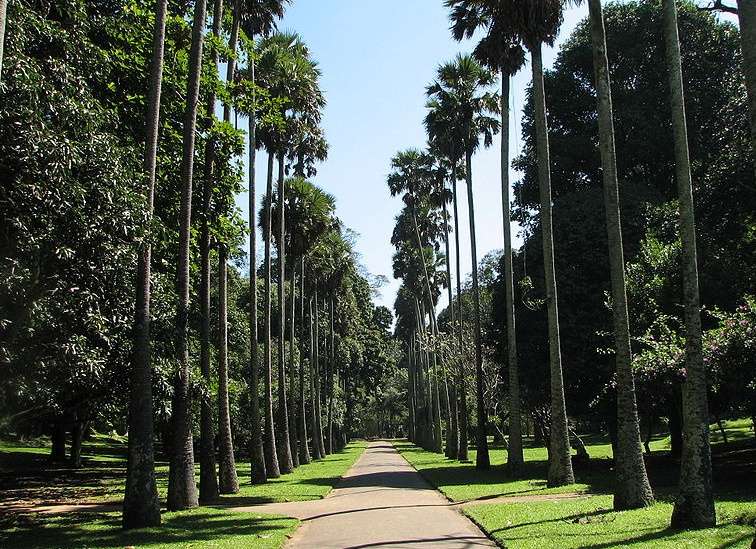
0,0,399,531
390,0,755,532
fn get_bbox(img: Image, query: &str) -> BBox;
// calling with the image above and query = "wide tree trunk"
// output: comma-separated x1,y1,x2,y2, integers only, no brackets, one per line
198,0,223,504
663,0,716,529
500,75,524,474
51,420,66,462
263,152,281,478
276,154,294,474
738,0,756,176
452,177,469,462
442,200,459,460
308,295,323,460
247,53,266,485
464,150,490,470
168,0,207,511
123,0,166,528
531,44,574,488
69,420,87,469
289,262,300,467
588,0,654,510
298,258,311,464
217,245,239,493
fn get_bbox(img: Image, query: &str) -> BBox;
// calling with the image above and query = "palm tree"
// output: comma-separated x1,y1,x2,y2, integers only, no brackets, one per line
0,0,7,80
198,0,223,504
256,32,325,474
581,0,654,509
388,150,445,453
447,0,527,474
503,0,574,487
425,55,499,469
663,0,716,528
237,0,289,486
279,178,336,463
217,243,239,493
168,0,207,511
122,0,167,529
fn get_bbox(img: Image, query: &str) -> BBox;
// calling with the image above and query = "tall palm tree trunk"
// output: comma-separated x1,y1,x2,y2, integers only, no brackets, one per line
263,151,281,478
531,44,574,488
276,154,294,474
443,202,459,459
217,245,239,493
298,258,311,464
168,0,207,510
500,75,524,474
289,261,300,467
123,0,167,527
465,150,490,470
248,99,266,484
326,295,335,454
737,0,756,176
407,339,417,443
663,0,716,528
452,177,469,461
313,290,326,458
308,295,323,460
0,0,7,81
223,0,241,122
198,0,223,504
588,0,653,510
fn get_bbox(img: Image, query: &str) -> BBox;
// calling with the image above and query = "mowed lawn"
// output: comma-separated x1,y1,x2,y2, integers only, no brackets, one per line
0,438,367,548
397,419,756,548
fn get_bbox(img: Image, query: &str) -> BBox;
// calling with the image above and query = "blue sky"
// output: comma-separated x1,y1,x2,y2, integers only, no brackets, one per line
235,1,590,312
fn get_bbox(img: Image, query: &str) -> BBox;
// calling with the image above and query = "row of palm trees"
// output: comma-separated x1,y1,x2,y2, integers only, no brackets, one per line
121,0,359,530
394,0,732,530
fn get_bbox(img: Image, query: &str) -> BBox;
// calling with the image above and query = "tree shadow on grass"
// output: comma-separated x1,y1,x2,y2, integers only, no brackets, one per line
0,510,295,549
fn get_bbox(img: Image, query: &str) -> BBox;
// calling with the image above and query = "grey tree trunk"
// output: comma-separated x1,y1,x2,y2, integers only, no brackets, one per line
123,0,166,528
223,0,241,122
500,75,524,474
276,154,294,474
217,245,239,493
0,0,7,81
663,0,716,529
313,290,326,458
738,0,756,177
248,101,266,484
531,44,574,488
198,0,223,504
264,152,281,478
309,295,323,460
289,261,300,467
442,200,459,460
168,0,207,510
326,295,335,454
452,177,469,462
588,0,654,510
298,258,311,464
465,151,490,470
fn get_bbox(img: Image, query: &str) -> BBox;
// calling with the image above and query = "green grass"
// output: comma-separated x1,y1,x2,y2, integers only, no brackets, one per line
0,507,297,549
0,437,367,548
395,439,612,502
465,495,756,549
223,441,368,504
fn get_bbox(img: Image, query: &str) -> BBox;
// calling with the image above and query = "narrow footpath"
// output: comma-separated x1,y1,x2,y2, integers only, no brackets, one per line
231,440,496,548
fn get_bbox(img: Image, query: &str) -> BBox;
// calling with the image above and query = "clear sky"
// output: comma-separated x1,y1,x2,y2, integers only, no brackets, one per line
235,1,589,312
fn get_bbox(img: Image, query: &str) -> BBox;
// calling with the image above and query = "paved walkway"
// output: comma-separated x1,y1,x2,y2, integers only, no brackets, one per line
230,440,496,549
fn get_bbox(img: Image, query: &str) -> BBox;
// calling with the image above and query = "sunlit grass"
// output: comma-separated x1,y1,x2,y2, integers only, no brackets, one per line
465,495,756,549
0,507,297,549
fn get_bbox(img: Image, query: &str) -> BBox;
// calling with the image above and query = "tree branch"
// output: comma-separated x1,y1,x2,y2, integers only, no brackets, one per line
698,0,738,15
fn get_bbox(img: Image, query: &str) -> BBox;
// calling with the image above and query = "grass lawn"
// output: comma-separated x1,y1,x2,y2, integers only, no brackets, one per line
0,507,297,549
0,437,367,548
397,419,756,548
465,495,756,549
